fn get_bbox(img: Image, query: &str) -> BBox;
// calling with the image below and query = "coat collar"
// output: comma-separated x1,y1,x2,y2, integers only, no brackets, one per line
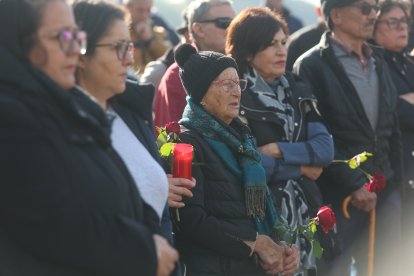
109,80,155,123
0,47,112,146
318,32,385,59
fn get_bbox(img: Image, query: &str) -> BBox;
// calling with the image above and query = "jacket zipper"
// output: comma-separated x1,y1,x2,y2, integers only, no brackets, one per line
294,97,316,142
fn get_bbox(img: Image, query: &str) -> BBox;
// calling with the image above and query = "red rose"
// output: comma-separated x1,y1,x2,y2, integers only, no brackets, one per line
317,206,336,234
165,121,180,135
365,171,386,193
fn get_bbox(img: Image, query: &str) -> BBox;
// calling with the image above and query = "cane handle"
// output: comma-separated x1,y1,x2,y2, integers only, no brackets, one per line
342,195,352,219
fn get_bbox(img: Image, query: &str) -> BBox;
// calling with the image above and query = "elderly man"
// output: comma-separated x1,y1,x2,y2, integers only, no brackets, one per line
127,0,179,74
293,0,402,275
153,0,235,128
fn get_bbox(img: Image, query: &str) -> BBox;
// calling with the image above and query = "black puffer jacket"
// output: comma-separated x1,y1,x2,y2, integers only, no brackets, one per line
293,32,402,205
175,125,266,276
0,47,160,276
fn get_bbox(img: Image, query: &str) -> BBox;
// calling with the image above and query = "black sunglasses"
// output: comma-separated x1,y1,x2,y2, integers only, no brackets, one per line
197,17,233,29
351,2,380,16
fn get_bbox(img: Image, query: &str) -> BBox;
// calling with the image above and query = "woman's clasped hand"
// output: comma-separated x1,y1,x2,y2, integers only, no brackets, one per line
253,235,299,276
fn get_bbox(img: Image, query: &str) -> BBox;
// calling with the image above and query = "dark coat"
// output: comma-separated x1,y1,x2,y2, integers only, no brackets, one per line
0,47,160,276
382,50,414,188
293,32,403,206
240,72,319,145
239,72,332,213
175,127,266,276
110,81,160,163
286,22,326,72
109,81,174,243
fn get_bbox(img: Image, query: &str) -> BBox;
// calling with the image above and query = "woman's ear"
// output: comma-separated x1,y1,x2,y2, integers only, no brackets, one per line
77,55,87,70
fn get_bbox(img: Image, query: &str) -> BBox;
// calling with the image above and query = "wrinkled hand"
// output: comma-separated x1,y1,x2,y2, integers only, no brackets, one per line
167,175,196,208
281,244,300,276
351,186,377,212
300,165,323,181
134,20,153,41
153,234,179,276
400,92,414,105
254,235,285,275
258,143,282,158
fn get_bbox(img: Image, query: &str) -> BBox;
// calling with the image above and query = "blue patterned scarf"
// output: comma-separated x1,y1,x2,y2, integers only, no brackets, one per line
180,98,280,235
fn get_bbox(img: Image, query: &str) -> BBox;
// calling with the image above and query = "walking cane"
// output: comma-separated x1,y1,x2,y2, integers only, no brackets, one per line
342,196,375,276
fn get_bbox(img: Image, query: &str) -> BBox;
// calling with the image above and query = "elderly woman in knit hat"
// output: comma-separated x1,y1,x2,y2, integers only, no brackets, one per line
173,43,300,276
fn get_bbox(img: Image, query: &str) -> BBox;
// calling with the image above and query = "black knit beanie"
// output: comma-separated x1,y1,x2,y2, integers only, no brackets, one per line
174,43,238,104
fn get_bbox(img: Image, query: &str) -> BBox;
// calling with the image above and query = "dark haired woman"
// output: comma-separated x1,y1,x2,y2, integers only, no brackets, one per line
226,7,334,275
0,0,177,275
73,0,196,250
72,5,192,276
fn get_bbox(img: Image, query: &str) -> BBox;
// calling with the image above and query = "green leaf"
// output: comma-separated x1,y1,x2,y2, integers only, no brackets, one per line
310,222,317,235
312,241,324,259
156,130,167,148
348,158,359,169
297,224,306,233
274,221,295,244
160,142,175,158
348,151,373,169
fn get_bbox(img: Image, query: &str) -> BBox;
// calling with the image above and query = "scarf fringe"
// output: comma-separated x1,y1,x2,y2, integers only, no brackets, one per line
245,187,266,220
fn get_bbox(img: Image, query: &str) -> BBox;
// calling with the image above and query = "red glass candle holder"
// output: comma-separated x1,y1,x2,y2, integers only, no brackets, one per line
173,143,193,180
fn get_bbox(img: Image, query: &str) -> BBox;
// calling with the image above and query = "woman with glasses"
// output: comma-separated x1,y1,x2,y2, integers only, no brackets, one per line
374,1,414,271
172,43,300,276
73,0,195,261
0,0,178,275
226,7,334,275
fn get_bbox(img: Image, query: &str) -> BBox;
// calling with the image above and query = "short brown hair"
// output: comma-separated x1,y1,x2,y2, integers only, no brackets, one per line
226,7,288,75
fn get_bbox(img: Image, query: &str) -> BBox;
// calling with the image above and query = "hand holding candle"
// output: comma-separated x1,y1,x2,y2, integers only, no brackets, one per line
173,143,193,180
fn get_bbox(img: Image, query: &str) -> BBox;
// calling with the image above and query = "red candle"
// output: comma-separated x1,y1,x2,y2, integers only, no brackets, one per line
173,143,193,180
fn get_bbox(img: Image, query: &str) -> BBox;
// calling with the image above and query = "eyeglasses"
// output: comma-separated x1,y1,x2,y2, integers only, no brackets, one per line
212,79,248,93
197,17,233,29
53,29,87,55
377,17,409,29
94,41,135,61
351,2,380,15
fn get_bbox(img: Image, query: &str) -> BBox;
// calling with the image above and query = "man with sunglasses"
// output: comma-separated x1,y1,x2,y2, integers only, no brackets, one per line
153,0,235,128
293,0,402,275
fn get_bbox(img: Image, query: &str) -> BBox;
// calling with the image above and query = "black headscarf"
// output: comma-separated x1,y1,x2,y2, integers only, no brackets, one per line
0,0,39,60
